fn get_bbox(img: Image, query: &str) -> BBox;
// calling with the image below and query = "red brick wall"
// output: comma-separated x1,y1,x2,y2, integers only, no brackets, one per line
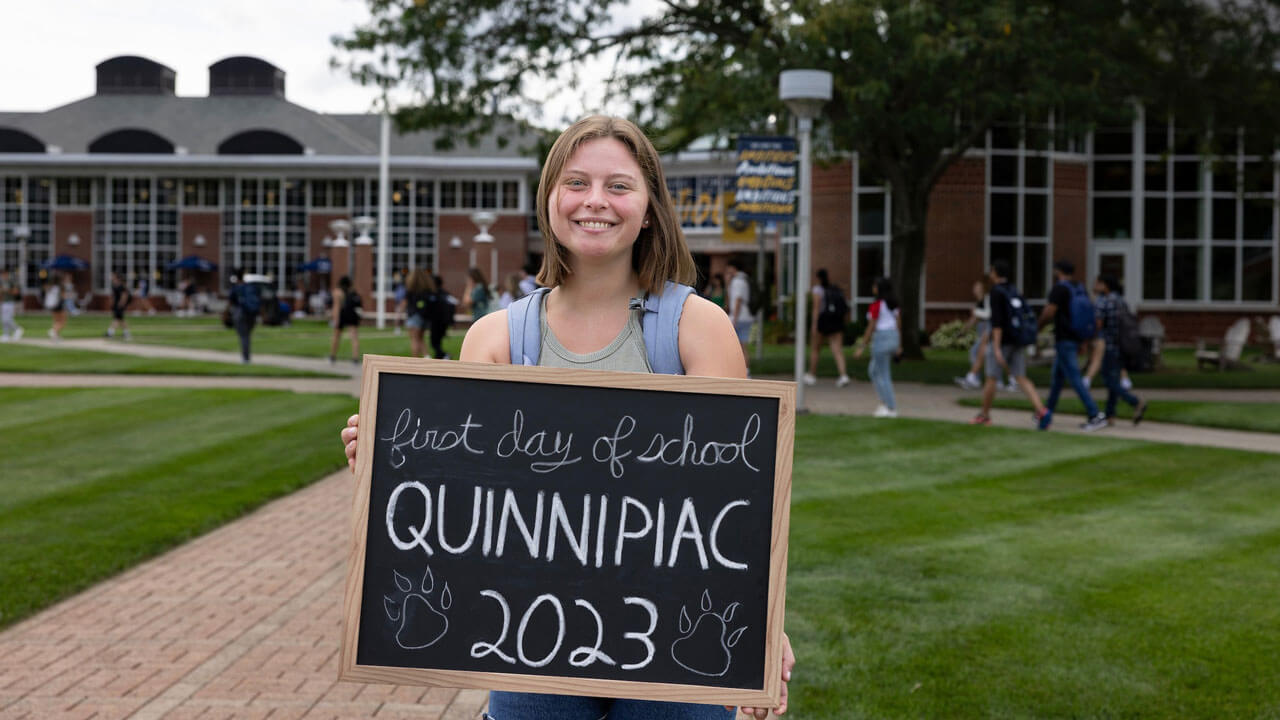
1052,161,1088,272
811,160,853,292
180,212,221,294
925,158,987,303
437,214,527,311
53,211,95,303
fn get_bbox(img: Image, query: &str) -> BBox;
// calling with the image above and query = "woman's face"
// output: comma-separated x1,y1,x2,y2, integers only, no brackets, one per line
549,137,650,266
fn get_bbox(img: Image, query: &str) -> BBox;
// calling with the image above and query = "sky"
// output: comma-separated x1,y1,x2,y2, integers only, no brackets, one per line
2,0,386,114
1,0,654,124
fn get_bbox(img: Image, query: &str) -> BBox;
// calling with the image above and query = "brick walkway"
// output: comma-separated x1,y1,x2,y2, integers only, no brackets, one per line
0,470,488,720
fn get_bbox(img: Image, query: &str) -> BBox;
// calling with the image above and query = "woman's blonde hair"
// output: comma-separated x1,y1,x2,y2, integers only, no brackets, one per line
406,268,435,294
535,115,695,295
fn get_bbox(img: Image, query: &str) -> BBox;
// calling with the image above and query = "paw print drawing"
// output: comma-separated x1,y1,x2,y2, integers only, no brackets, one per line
384,567,452,650
670,589,747,677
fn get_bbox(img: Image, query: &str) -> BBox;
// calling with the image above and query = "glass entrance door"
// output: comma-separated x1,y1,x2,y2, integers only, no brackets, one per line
1091,245,1135,298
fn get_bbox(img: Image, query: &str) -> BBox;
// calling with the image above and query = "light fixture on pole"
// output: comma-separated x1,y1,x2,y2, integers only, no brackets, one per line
329,218,353,284
471,210,497,287
12,225,31,292
780,68,832,412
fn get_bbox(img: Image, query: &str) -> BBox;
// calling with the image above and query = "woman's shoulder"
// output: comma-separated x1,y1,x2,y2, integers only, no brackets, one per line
460,309,511,363
677,294,746,378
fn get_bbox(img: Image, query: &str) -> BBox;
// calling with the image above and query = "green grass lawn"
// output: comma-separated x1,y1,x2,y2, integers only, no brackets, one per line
0,343,338,377
10,312,464,361
957,395,1280,434
787,417,1280,717
0,387,355,629
5,389,1280,715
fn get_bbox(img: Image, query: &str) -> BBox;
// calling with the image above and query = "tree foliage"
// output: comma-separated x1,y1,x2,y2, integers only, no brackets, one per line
335,0,1280,354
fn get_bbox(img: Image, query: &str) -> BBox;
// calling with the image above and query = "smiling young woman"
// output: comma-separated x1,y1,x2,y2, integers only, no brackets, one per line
341,116,794,719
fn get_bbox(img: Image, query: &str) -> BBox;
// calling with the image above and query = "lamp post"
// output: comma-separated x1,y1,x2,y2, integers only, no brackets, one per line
471,211,497,287
13,225,31,293
780,69,832,412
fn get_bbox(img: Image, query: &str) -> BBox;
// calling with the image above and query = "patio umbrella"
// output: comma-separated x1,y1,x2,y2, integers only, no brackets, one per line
40,255,89,271
297,257,333,273
166,255,218,272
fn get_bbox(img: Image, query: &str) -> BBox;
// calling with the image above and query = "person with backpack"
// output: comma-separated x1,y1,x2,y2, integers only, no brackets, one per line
725,258,754,371
970,260,1049,427
329,275,362,365
339,115,795,720
1038,259,1107,431
105,272,132,340
1092,274,1147,425
403,268,437,358
853,277,901,417
228,269,261,363
804,268,850,387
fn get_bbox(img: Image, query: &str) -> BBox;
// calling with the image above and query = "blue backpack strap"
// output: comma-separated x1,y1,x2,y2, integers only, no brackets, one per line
639,280,694,376
506,287,550,366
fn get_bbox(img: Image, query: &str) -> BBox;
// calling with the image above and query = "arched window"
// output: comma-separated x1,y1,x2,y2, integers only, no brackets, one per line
88,129,175,154
217,130,303,155
0,128,45,153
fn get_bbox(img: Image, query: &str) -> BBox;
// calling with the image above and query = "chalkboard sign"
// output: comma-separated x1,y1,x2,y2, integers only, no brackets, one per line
340,356,795,708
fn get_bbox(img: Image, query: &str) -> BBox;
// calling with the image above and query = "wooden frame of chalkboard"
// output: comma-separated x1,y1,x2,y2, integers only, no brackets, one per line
340,355,795,708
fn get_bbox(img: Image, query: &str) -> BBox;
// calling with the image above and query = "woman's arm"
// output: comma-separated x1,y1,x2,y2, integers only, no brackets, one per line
678,294,747,378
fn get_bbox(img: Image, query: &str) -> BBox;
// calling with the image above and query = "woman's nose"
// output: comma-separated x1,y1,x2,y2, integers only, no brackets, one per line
583,183,609,209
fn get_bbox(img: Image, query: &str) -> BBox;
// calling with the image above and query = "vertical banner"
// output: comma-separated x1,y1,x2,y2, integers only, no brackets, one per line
734,137,798,223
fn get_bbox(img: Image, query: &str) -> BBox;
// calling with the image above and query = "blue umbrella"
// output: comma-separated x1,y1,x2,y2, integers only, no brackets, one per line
166,255,218,272
297,257,333,273
41,255,89,271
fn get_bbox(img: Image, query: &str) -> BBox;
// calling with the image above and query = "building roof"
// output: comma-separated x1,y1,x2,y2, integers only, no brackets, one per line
0,55,542,170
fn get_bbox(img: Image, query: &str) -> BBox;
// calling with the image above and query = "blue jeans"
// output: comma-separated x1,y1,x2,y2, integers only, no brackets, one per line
485,692,735,720
1046,340,1100,418
1101,347,1140,417
868,327,899,410
233,307,256,362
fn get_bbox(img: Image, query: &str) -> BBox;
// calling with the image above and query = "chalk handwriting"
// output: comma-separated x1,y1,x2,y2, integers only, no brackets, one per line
496,410,582,473
635,413,761,473
380,408,484,469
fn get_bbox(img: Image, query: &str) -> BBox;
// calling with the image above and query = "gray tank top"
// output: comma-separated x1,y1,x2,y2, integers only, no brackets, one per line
537,300,652,372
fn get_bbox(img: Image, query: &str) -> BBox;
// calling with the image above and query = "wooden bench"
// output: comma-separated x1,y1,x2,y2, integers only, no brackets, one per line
1195,318,1251,370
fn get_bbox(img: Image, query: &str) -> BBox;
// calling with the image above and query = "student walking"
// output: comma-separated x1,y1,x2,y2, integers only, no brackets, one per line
854,277,901,417
804,268,850,387
725,258,754,370
1093,274,1148,425
105,272,132,340
429,274,454,359
228,270,261,363
464,267,491,321
1040,260,1108,431
702,272,726,310
403,269,437,358
0,268,23,342
329,275,362,364
339,115,795,720
44,275,67,340
970,260,1049,426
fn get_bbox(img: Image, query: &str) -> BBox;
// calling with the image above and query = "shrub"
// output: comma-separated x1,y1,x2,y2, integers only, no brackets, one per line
929,320,977,351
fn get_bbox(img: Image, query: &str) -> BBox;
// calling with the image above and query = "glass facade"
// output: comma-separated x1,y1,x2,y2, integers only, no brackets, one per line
1099,113,1278,304
1,175,52,289
987,119,1054,302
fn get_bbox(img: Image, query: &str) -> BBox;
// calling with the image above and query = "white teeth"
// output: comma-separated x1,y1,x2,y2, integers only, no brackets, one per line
577,221,613,229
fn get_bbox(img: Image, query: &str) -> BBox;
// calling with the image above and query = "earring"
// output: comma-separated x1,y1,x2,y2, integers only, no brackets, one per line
642,219,650,227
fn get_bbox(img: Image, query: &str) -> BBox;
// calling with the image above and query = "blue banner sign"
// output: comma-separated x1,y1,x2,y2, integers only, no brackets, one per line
734,136,797,222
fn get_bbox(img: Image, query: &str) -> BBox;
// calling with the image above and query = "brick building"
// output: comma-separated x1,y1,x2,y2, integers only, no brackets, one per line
3,57,1277,340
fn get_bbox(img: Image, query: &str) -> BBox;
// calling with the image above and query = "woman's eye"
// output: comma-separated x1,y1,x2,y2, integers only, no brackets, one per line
564,178,586,187
610,183,631,191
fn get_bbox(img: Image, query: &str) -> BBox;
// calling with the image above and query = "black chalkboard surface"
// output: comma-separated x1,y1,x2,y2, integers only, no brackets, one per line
340,356,795,708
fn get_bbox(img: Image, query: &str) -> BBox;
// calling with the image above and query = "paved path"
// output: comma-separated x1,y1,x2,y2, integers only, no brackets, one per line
2,341,1278,719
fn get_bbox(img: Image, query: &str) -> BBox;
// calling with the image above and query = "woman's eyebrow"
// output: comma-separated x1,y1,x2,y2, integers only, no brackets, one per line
562,167,639,182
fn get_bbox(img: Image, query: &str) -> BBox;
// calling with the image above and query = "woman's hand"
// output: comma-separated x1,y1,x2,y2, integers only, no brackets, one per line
341,414,359,472
732,632,796,717
852,345,864,359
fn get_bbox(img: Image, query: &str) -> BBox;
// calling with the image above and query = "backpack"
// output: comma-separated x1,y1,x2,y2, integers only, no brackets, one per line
1114,298,1145,371
1063,282,1097,341
996,283,1038,347
238,284,261,314
342,289,362,317
507,281,694,375
816,285,848,335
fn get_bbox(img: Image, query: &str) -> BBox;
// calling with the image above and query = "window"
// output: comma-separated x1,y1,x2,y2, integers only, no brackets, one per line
854,157,890,306
988,118,1054,300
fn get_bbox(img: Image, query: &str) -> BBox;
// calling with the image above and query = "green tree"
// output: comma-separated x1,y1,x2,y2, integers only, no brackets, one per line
335,0,1280,356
